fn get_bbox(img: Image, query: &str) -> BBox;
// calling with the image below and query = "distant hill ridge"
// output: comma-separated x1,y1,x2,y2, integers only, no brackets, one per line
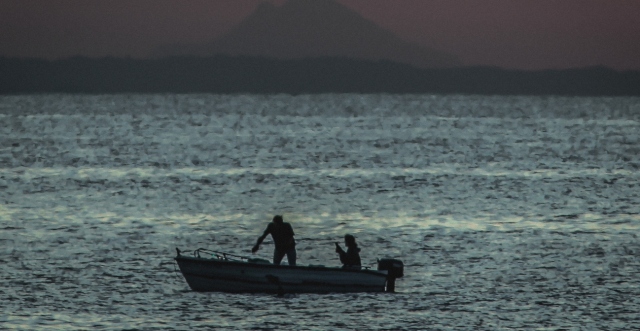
2,55,639,95
155,0,461,68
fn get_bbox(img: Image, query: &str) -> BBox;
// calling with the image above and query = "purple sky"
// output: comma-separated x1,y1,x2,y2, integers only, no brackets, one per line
1,0,639,70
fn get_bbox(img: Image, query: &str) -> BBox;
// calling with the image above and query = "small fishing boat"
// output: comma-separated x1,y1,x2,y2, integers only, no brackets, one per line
175,248,404,294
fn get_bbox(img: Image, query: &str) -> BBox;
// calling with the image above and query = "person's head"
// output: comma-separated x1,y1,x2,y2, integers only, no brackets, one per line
273,215,283,224
344,234,357,248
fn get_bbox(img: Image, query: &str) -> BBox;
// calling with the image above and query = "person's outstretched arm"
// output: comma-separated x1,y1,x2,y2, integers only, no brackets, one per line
252,225,271,252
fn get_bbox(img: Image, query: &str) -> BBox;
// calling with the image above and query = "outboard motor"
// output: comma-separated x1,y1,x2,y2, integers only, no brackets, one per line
377,258,404,292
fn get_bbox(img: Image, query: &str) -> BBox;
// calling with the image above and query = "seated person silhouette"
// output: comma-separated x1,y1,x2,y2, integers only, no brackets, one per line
335,234,361,268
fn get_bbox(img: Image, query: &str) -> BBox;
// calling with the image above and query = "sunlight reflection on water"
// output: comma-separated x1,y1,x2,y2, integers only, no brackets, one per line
1,94,639,330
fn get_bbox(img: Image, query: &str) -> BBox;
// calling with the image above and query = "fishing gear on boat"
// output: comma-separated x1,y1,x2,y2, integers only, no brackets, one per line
181,247,252,261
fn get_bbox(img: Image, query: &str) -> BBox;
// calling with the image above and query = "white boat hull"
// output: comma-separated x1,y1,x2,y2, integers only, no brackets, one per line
175,255,391,294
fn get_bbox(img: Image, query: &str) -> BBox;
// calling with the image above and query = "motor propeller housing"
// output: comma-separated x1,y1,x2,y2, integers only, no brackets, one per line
377,258,404,292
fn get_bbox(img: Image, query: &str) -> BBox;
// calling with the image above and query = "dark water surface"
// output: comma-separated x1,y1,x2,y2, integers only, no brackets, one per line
1,94,639,330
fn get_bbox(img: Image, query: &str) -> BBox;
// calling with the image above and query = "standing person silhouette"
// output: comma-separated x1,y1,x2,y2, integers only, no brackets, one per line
252,215,297,266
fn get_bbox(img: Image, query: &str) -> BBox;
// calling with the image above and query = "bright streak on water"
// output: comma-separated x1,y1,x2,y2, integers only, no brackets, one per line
1,94,639,330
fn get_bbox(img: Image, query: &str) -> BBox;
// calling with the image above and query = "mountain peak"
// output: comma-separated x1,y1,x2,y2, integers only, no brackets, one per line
157,0,460,68
279,0,351,12
253,1,277,13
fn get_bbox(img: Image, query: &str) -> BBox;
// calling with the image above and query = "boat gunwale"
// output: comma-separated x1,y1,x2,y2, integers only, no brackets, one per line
175,255,388,277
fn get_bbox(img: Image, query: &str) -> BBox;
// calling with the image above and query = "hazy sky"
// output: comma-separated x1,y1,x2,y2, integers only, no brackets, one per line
1,0,639,70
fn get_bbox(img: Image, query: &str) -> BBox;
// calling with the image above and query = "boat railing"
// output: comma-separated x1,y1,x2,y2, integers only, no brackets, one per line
176,247,376,269
193,248,251,262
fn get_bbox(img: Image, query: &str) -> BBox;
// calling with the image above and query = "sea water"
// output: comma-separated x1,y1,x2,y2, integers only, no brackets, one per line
1,94,639,330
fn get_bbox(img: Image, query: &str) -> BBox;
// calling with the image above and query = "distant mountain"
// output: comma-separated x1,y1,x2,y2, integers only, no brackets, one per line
3,56,639,95
155,0,460,68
